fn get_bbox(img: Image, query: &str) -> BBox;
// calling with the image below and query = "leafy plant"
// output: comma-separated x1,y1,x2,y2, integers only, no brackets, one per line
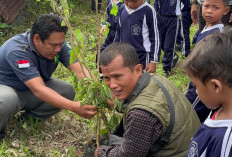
0,23,8,29
49,0,123,147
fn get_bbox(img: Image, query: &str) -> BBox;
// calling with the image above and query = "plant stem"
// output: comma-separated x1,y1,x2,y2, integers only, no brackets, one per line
53,1,95,79
101,111,111,137
96,112,101,147
95,0,101,80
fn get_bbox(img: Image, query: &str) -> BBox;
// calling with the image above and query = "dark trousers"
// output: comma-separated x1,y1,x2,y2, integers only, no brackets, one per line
176,10,192,57
157,16,179,72
92,0,102,12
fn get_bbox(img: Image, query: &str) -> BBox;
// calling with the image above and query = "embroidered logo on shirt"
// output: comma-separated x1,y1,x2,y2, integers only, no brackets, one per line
187,141,198,157
18,60,30,68
131,24,141,36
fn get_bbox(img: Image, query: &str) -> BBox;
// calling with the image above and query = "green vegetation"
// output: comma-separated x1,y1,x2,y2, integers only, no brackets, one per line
0,0,198,156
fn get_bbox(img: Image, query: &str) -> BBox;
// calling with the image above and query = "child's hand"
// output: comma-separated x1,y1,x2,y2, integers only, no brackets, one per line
229,13,232,23
100,25,107,36
145,62,156,73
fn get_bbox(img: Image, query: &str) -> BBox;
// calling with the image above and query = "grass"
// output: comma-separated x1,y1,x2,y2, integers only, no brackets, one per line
0,0,198,156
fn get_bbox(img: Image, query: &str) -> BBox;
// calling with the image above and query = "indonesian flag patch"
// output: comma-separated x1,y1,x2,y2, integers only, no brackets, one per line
18,60,30,68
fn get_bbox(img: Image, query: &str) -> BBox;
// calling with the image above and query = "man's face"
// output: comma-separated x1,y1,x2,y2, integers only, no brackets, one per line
34,32,65,60
101,56,142,100
124,0,144,10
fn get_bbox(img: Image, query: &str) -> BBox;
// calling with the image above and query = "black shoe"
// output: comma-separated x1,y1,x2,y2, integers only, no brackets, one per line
162,70,170,78
172,54,179,69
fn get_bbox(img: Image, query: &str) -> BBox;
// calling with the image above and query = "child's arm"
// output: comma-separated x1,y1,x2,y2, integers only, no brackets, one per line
145,7,159,73
100,0,111,36
100,25,107,36
114,22,120,42
114,5,123,42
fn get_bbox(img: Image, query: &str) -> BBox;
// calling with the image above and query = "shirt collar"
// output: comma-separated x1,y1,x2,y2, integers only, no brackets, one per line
111,0,121,4
125,1,147,15
201,24,224,34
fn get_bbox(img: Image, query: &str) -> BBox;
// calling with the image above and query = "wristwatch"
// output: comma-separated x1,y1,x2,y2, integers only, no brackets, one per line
191,0,198,5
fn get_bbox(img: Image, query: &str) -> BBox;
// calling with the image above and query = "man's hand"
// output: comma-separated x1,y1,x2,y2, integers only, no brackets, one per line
145,62,156,73
191,4,199,24
71,102,98,119
100,25,107,36
25,77,97,120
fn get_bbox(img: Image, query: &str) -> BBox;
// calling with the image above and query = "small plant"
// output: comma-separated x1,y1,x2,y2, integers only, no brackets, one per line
0,23,8,29
49,0,122,147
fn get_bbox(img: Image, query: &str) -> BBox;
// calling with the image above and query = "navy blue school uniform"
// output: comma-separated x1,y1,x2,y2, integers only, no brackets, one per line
192,29,200,45
100,0,123,52
176,0,192,57
115,2,160,69
186,24,224,123
186,109,232,157
154,0,182,72
194,24,224,44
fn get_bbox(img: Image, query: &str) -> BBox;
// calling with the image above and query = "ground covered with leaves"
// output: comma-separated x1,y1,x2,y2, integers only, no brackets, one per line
0,0,197,156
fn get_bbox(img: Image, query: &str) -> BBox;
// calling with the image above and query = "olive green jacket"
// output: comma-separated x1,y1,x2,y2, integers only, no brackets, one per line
123,72,200,157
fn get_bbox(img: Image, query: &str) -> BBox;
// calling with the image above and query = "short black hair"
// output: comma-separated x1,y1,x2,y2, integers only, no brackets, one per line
223,0,230,6
100,42,140,71
183,26,232,87
30,13,68,42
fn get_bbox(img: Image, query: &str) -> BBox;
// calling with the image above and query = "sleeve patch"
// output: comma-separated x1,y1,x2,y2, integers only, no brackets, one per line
18,60,30,68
